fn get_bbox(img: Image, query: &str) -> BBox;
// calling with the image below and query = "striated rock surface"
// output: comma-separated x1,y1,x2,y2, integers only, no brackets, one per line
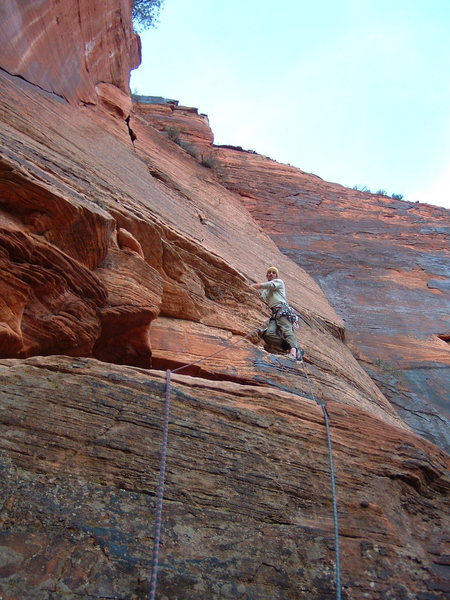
0,356,449,600
0,122,162,368
0,1,449,599
209,146,450,452
0,0,140,106
0,63,345,366
138,97,450,451
135,105,449,449
137,103,450,451
133,95,215,157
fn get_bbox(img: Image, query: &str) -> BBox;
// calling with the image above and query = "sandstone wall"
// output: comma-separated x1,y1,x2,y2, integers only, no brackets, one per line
0,0,140,107
134,96,214,154
135,101,449,452
0,1,448,599
1,356,448,599
214,147,450,453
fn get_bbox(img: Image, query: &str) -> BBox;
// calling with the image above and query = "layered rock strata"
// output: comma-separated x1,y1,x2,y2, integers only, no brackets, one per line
213,147,450,453
137,102,450,452
134,95,214,155
0,356,448,599
0,0,140,107
0,1,449,599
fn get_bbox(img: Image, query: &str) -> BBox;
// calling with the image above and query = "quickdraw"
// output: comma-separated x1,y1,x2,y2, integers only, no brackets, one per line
271,303,300,328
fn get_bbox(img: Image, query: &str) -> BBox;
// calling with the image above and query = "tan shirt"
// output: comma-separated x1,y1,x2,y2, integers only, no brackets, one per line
259,278,288,308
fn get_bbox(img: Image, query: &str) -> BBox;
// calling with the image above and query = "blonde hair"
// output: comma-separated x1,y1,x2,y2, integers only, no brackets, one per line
266,266,279,276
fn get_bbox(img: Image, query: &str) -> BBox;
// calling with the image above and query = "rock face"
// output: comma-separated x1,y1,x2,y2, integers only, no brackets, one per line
0,0,140,106
213,147,450,452
137,101,449,452
0,2,449,599
134,95,214,155
1,356,449,600
0,125,162,367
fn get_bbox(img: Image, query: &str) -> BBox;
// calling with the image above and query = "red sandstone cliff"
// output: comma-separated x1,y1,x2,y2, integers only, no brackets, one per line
135,99,450,454
0,2,448,599
0,0,140,108
214,147,450,451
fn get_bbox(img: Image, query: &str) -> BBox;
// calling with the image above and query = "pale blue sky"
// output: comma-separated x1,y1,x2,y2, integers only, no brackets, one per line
131,0,450,209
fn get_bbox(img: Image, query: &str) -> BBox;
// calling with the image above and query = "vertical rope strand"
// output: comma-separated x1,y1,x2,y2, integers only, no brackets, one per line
148,369,172,600
322,406,342,600
300,359,342,600
148,331,258,599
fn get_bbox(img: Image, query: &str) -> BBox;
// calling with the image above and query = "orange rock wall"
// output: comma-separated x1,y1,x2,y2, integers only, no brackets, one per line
136,101,449,452
0,1,449,599
1,356,448,599
213,146,450,451
134,97,214,153
0,0,140,105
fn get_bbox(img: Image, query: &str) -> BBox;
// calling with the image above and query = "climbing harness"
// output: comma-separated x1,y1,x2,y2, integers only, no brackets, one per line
148,331,342,600
270,302,300,328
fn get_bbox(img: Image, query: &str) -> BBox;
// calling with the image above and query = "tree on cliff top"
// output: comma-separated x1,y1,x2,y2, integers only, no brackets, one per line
132,0,164,30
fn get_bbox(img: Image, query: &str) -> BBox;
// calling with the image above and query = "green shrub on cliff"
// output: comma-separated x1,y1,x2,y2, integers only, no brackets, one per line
164,126,181,143
132,0,164,31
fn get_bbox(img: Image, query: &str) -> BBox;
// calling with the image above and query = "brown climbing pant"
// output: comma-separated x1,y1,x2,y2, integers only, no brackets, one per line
263,313,298,352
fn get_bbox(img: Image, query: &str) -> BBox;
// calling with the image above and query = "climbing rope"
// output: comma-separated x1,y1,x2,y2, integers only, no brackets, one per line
299,359,342,600
148,334,342,600
148,328,259,600
148,369,172,600
322,404,342,600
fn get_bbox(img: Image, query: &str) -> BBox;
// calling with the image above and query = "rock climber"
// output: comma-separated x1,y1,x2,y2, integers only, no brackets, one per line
252,266,304,361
